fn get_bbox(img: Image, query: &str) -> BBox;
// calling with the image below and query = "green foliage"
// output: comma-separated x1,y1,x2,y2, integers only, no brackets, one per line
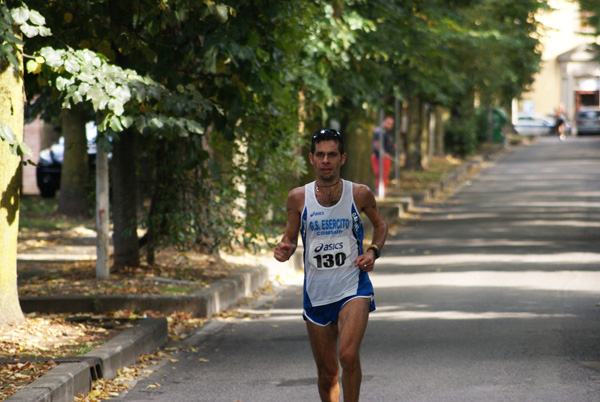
578,1,600,59
475,107,492,144
28,46,216,140
580,0,600,30
3,0,550,256
298,1,380,115
444,111,478,157
0,122,31,156
0,2,49,157
0,2,50,68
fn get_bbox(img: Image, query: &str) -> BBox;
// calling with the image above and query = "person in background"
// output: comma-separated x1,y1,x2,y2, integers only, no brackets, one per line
370,116,395,194
274,128,388,402
553,105,567,141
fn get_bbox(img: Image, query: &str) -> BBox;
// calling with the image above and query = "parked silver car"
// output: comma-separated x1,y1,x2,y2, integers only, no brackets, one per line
514,114,554,136
575,106,600,135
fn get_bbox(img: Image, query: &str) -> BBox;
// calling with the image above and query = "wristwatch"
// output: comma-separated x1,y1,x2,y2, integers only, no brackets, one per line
367,244,380,259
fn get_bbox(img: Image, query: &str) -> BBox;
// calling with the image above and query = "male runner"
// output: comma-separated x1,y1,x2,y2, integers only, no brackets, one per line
274,128,388,402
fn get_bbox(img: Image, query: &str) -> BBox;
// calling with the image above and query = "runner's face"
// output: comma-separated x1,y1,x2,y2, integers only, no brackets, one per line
309,140,346,182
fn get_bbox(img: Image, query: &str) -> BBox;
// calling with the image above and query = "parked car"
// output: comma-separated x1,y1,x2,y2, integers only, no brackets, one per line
513,114,554,136
36,123,97,198
36,138,65,198
575,106,600,135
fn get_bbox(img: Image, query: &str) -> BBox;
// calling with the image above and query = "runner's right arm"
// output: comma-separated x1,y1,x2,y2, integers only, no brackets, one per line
274,187,304,262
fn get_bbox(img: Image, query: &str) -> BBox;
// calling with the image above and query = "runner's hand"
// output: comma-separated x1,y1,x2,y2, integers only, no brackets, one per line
355,251,375,272
274,241,295,262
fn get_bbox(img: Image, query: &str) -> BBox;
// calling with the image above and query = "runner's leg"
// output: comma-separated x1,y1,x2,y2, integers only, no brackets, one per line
306,321,340,402
337,298,371,402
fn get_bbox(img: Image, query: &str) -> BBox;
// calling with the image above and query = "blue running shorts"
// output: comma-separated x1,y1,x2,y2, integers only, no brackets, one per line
303,295,375,327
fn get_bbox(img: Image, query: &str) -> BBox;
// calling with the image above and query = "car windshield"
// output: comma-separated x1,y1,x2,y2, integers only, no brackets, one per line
578,111,600,118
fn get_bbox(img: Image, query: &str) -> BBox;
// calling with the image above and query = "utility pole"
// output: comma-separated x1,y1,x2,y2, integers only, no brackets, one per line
378,110,385,199
96,132,110,280
394,97,401,190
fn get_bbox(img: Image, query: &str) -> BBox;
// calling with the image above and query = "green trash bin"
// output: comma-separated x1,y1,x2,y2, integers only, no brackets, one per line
492,108,507,143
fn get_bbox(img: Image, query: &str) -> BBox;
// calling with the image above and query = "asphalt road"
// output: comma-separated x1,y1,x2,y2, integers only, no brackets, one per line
113,136,600,402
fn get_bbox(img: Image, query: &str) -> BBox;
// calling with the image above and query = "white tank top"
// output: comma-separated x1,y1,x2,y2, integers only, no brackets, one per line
300,179,372,308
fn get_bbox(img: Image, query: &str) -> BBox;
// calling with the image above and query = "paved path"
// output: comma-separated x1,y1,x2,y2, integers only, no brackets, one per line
111,136,600,402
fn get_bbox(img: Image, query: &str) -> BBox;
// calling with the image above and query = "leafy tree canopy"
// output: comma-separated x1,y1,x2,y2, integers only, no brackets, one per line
0,0,549,251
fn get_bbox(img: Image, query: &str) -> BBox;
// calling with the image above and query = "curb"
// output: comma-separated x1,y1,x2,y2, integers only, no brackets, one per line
19,265,268,317
6,318,168,402
10,265,269,402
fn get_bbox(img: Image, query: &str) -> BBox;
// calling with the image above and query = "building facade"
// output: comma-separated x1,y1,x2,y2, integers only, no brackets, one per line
520,0,600,130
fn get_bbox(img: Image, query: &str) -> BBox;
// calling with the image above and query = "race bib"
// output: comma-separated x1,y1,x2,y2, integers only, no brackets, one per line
309,237,351,270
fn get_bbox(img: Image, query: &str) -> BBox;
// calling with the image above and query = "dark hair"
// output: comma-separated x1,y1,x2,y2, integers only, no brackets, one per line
311,128,344,154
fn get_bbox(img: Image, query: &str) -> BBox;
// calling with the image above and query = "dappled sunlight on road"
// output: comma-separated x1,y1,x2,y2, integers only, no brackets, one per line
425,213,503,220
222,299,583,324
418,211,599,222
371,270,600,292
369,305,576,321
479,201,600,208
387,238,555,247
466,175,598,183
378,252,600,266
511,220,600,228
218,307,304,323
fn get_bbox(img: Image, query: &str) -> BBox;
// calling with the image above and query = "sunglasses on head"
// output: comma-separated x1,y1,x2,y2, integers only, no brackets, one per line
312,129,342,139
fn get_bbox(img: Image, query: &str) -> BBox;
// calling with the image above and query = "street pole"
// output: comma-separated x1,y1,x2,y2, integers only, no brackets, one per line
394,97,400,191
96,131,110,280
378,110,385,199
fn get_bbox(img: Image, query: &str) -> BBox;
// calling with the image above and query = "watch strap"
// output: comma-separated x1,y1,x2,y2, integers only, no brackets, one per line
367,244,380,259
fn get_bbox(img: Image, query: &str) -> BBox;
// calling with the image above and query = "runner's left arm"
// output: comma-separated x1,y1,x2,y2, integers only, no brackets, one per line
354,184,388,269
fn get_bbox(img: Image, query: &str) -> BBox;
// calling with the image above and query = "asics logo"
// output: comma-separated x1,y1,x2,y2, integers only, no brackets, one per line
314,242,344,253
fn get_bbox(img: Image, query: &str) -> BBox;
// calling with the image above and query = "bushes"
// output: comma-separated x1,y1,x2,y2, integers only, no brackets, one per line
444,112,477,157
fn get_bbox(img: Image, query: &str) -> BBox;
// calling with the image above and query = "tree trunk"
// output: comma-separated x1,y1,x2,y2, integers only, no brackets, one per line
40,121,60,150
434,106,445,157
0,56,25,326
340,107,373,188
58,108,89,216
420,102,430,169
146,145,168,266
404,95,423,171
111,129,139,269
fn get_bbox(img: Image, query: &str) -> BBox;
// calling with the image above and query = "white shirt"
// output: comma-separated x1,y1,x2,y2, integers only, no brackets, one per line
300,179,372,308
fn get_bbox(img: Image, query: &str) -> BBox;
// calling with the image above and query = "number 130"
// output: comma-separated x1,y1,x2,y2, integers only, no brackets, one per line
314,253,346,269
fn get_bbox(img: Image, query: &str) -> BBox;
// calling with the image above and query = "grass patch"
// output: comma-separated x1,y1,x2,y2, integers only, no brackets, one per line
19,196,57,215
19,195,94,233
393,155,462,193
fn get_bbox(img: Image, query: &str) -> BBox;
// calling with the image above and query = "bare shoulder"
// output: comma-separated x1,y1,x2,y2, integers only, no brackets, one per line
352,183,386,231
287,186,306,212
352,183,377,212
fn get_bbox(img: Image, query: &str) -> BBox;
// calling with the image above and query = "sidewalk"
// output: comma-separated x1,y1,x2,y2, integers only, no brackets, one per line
11,249,298,402
9,144,508,402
